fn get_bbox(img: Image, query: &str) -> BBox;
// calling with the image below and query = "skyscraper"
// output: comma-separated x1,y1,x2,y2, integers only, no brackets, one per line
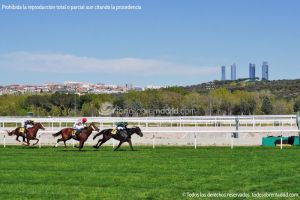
231,63,236,81
262,61,269,80
249,63,256,81
221,65,226,81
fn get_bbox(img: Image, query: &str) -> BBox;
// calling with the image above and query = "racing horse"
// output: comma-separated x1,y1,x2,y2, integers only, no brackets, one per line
93,126,143,151
52,122,99,150
7,122,45,146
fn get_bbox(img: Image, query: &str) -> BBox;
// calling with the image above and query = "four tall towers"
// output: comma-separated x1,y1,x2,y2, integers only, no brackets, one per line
221,62,269,81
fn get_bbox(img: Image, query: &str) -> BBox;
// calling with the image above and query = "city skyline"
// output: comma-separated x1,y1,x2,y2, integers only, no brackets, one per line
220,61,270,81
1,0,300,85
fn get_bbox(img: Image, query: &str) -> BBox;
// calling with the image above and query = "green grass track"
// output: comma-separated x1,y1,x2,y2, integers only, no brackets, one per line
0,146,300,199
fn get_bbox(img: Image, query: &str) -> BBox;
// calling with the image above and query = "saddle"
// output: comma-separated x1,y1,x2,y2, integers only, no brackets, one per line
19,127,25,133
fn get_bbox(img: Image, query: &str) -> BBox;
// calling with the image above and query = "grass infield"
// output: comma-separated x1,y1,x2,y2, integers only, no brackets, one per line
0,146,300,199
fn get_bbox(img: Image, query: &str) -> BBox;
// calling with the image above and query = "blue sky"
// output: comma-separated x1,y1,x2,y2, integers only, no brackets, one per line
0,0,299,86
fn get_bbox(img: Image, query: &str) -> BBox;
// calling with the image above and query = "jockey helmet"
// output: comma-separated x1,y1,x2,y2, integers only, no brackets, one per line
82,118,87,123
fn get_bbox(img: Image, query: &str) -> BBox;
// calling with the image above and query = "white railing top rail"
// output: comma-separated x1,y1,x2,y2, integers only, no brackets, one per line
1,129,299,135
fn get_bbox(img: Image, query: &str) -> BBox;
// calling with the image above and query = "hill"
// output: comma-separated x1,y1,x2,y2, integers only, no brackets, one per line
184,79,300,99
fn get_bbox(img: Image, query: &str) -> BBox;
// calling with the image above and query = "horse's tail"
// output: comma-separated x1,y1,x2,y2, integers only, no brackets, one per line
7,130,14,136
52,130,62,137
93,130,104,140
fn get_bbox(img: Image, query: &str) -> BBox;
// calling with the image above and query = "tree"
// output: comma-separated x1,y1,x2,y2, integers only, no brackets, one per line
261,97,273,114
273,99,293,114
294,96,300,112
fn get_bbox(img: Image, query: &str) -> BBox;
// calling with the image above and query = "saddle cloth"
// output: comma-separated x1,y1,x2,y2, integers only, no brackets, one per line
111,128,117,135
71,129,77,136
19,127,25,133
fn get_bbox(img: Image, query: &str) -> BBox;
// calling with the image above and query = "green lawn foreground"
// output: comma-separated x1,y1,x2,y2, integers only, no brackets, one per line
0,146,300,200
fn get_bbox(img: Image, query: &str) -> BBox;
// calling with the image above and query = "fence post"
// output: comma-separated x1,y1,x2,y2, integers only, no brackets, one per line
152,133,155,149
231,134,234,149
194,133,197,149
280,137,283,150
112,139,115,148
39,135,41,148
72,139,75,148
4,135,6,148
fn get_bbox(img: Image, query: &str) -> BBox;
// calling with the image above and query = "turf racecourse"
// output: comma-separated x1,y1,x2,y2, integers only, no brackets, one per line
0,146,300,200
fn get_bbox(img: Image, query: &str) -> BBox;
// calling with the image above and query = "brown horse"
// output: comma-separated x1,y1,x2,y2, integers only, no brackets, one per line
93,127,143,151
7,128,26,143
7,123,45,146
52,122,99,150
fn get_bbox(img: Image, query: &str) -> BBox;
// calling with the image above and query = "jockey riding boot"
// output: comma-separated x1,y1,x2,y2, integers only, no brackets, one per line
23,129,27,138
75,130,81,139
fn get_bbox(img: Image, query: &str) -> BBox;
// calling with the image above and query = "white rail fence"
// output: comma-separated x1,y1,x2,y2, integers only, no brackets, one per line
1,129,299,149
0,115,298,130
0,115,299,148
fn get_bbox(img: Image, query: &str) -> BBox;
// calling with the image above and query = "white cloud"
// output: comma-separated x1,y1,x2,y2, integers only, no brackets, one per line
0,52,218,76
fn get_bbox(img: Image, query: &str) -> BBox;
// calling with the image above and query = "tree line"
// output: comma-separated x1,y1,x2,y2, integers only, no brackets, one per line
0,87,300,116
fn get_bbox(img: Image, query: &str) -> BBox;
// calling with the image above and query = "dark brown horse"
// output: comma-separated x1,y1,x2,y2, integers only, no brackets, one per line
7,123,45,146
93,127,143,151
52,122,99,150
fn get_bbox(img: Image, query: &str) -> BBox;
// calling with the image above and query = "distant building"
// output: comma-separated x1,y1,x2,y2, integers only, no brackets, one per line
262,61,269,80
221,66,226,81
231,64,236,81
126,83,133,90
249,63,256,81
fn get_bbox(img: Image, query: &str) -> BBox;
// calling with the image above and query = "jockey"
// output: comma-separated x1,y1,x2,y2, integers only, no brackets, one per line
115,122,128,139
73,117,87,137
21,119,34,136
24,119,34,131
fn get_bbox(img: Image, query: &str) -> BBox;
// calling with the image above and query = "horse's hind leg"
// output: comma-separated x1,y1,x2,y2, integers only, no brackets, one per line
93,139,103,148
95,139,109,149
54,138,62,147
114,141,123,151
25,138,30,146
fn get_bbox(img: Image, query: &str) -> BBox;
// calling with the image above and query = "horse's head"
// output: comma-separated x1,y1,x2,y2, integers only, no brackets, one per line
35,122,45,130
89,122,100,132
133,126,143,137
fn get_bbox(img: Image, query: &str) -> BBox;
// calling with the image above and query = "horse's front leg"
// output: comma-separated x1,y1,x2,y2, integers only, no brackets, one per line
16,135,20,142
128,139,134,151
32,138,39,146
79,140,85,151
114,141,123,151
